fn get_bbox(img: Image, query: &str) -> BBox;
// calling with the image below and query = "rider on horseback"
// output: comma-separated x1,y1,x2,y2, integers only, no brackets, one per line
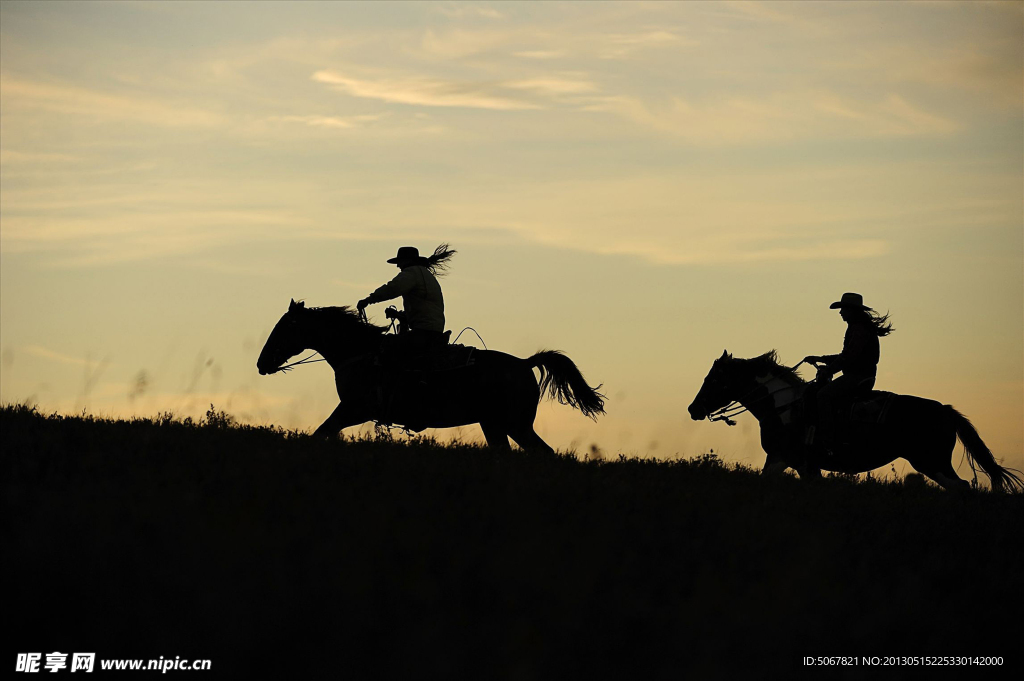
357,244,456,364
803,292,894,447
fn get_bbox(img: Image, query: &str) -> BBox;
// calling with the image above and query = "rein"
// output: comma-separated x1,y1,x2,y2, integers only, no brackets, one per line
707,360,807,426
274,306,384,374
453,327,488,350
277,352,327,373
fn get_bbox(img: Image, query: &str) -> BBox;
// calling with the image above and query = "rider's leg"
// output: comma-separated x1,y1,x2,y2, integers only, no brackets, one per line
818,374,877,446
815,380,839,445
818,374,870,444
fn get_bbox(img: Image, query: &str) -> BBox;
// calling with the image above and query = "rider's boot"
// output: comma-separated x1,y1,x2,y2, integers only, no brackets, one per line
816,412,837,455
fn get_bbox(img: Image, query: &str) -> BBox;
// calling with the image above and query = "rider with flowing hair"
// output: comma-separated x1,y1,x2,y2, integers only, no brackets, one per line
803,292,894,446
357,244,456,358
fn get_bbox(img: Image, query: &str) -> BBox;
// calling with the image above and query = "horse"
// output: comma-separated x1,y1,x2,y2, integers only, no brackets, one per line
257,300,605,453
687,350,1023,492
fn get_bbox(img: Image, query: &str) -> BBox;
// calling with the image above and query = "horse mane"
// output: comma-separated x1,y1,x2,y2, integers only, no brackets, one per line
298,304,389,334
743,350,806,385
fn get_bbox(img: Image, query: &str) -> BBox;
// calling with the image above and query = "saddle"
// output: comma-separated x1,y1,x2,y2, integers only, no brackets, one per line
376,334,477,373
801,390,896,448
845,390,896,425
372,336,479,429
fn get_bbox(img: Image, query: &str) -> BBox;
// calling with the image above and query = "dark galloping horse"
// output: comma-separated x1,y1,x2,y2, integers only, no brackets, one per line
688,350,1023,492
257,300,605,453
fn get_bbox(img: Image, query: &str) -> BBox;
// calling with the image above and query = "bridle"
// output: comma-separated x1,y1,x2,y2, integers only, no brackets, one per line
270,306,380,374
275,351,326,373
704,360,807,426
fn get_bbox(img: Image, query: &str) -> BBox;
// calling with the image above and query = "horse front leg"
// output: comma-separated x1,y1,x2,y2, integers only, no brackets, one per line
796,464,822,481
313,402,368,440
761,436,790,476
314,367,376,440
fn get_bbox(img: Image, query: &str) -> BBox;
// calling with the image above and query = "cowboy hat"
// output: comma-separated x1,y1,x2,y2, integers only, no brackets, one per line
386,246,427,265
829,292,870,309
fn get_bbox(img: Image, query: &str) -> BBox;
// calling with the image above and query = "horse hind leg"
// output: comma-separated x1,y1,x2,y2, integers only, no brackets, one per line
508,426,556,456
480,421,511,452
909,450,971,490
917,462,971,491
909,425,971,491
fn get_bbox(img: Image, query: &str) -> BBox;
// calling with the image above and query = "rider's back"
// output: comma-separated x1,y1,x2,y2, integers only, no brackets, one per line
370,265,445,333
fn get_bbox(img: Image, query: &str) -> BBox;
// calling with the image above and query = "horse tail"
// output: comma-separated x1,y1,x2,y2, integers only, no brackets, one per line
945,405,1024,493
527,350,606,420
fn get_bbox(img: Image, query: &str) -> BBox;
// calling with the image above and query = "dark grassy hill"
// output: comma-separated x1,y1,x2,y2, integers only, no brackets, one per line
4,405,1021,678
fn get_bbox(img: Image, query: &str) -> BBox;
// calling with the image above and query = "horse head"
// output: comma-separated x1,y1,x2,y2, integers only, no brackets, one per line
257,299,312,375
687,350,738,420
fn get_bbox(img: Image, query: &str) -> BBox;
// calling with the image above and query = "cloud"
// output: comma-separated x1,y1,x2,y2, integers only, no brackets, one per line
0,149,82,164
433,4,506,21
268,113,387,129
720,1,827,31
419,27,511,59
312,69,540,110
311,69,602,111
503,76,598,96
605,238,890,265
858,45,1024,109
600,30,691,59
514,50,566,60
0,77,225,128
0,204,314,267
22,345,106,367
585,90,957,143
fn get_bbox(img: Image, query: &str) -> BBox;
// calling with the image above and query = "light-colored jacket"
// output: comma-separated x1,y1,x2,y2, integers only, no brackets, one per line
364,265,445,332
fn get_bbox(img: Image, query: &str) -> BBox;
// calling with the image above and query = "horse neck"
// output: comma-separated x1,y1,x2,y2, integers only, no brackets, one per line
734,368,802,422
304,315,381,370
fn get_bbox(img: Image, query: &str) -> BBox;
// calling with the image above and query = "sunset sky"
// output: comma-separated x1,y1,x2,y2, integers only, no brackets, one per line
2,1,1021,476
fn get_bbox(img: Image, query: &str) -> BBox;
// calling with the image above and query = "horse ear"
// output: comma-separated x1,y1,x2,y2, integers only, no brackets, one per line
289,299,298,311
289,299,305,311
721,349,729,359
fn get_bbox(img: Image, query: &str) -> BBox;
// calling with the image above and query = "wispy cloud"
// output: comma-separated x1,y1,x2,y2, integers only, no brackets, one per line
312,69,540,110
0,77,225,128
419,27,511,59
514,50,565,60
586,90,957,143
0,149,82,164
721,1,826,31
503,76,598,96
609,238,890,266
22,345,107,368
268,113,387,129
0,204,315,268
433,4,506,21
600,30,690,59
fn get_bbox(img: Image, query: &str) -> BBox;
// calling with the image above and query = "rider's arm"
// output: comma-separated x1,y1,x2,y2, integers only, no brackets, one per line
362,269,415,306
820,353,842,372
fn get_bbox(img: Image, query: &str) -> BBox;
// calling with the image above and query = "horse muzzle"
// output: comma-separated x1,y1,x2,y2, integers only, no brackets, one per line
257,362,280,376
